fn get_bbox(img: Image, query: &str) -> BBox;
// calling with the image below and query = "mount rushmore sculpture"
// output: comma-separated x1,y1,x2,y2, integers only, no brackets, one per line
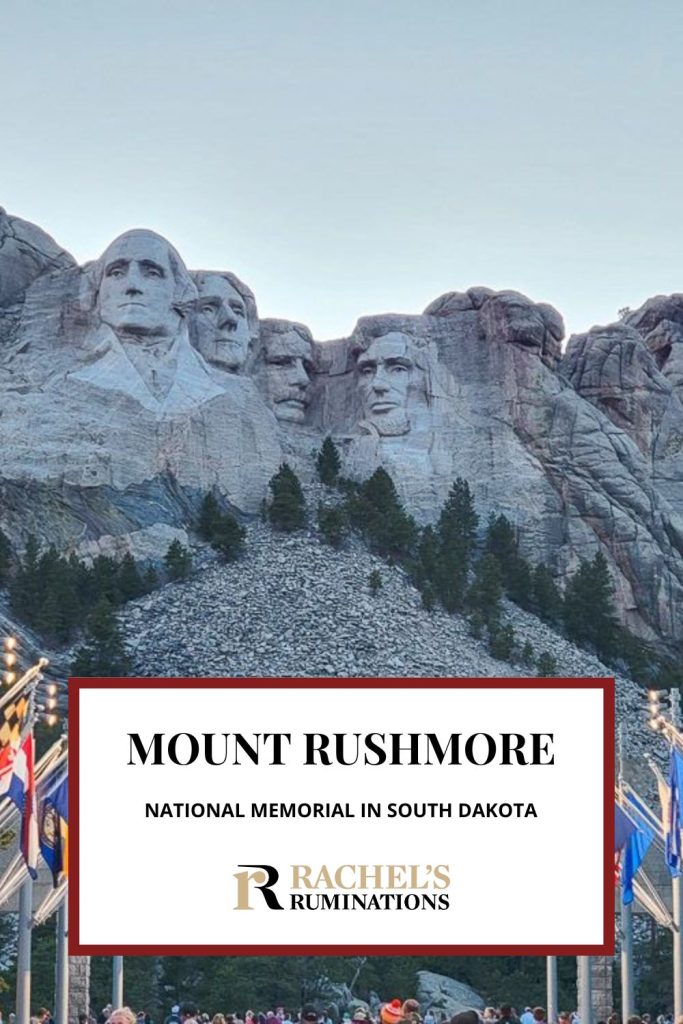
1,206,683,647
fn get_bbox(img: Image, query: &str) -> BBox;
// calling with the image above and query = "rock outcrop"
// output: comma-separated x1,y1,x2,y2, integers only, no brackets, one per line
2,208,683,645
415,971,485,1016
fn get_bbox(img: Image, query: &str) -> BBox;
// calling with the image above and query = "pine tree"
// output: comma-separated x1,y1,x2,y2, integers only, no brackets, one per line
164,540,192,580
536,651,558,677
488,623,516,661
531,563,563,622
211,513,246,561
71,598,130,677
118,552,146,601
10,535,42,623
468,553,503,627
348,468,417,559
143,565,159,592
485,513,533,608
368,569,383,596
198,492,221,541
521,640,535,667
564,551,619,660
268,464,306,532
432,479,479,612
317,504,347,549
316,437,341,486
0,529,13,584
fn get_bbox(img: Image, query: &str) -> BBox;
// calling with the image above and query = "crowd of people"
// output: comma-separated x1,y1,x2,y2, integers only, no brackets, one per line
62,998,676,1024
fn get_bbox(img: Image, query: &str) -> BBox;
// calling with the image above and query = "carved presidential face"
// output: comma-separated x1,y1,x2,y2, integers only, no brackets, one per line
356,333,423,436
264,330,314,422
194,274,250,371
97,233,180,339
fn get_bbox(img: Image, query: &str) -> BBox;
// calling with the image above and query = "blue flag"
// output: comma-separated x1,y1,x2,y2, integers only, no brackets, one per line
615,804,636,853
666,749,683,877
39,769,68,887
621,811,654,905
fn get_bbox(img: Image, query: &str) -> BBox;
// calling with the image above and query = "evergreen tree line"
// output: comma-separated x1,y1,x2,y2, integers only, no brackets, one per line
9,536,156,643
311,437,673,682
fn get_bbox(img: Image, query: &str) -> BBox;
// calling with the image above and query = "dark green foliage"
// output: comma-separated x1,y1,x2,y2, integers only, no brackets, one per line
118,552,147,601
531,562,563,622
164,539,192,580
71,598,130,677
0,528,13,584
421,583,436,611
468,610,486,639
268,463,306,532
431,479,479,612
143,565,159,591
368,569,382,595
211,513,247,561
536,651,558,676
317,503,347,549
9,538,156,644
563,551,619,660
521,640,536,667
488,623,516,661
347,468,417,558
198,489,247,558
468,553,503,627
316,436,341,486
198,491,221,540
485,513,533,609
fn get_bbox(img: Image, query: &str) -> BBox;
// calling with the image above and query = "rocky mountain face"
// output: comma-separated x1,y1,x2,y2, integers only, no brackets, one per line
1,209,682,647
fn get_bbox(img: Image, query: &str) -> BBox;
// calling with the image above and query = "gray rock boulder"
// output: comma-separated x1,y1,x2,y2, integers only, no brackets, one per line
0,206,74,307
416,971,484,1017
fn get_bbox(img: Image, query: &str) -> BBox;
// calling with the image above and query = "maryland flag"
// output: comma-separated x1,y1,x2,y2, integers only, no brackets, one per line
0,691,30,798
39,769,68,886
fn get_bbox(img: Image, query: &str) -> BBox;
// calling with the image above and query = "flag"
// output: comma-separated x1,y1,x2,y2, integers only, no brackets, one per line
621,810,654,905
615,803,636,853
664,749,683,877
8,733,38,878
0,692,30,797
39,769,68,887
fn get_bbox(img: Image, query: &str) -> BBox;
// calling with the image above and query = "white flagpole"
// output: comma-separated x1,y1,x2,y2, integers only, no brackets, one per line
15,875,33,1024
620,901,634,1022
55,897,68,1024
546,956,558,1024
577,956,593,1024
112,956,124,1007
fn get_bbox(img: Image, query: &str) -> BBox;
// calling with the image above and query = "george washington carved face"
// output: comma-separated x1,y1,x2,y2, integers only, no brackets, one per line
94,230,193,340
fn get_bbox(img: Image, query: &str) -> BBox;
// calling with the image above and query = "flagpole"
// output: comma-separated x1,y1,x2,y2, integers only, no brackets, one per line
55,897,68,1024
112,955,124,1007
15,874,33,1024
673,877,683,1020
546,956,558,1024
577,956,593,1024
620,900,634,1022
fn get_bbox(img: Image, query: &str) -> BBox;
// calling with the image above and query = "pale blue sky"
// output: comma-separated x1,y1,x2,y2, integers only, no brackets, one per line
2,0,682,340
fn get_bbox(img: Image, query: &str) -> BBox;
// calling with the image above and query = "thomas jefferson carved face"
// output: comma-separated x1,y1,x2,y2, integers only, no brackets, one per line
356,332,423,436
194,274,251,371
97,232,181,339
263,330,314,422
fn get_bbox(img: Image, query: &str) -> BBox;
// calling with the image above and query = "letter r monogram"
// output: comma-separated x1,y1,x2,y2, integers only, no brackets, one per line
234,864,284,910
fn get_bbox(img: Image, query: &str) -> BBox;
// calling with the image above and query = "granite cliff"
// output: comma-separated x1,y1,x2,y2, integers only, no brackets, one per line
1,208,682,647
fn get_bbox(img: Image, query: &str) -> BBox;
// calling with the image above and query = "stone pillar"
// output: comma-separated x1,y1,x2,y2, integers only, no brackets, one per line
68,956,91,1024
591,955,614,1021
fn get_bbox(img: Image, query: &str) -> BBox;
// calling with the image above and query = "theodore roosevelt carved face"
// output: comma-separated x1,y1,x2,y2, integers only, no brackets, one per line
259,323,314,423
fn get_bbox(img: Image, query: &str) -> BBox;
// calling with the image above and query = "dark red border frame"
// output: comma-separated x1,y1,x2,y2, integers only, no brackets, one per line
69,675,615,956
